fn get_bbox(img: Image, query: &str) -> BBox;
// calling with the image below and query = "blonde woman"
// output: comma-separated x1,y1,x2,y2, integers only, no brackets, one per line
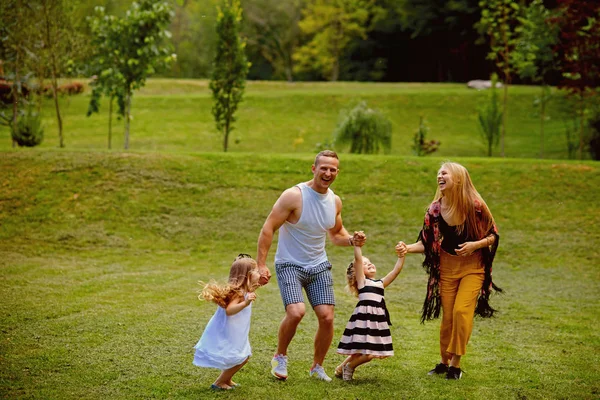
396,162,502,380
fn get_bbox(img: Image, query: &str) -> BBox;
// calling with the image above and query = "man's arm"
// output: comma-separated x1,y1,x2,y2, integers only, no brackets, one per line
256,188,300,284
327,195,355,246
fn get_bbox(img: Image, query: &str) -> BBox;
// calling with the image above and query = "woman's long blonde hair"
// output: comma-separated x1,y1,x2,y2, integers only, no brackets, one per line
434,162,494,239
199,255,258,308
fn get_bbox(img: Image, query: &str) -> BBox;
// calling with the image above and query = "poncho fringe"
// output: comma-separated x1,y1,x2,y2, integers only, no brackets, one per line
418,199,502,323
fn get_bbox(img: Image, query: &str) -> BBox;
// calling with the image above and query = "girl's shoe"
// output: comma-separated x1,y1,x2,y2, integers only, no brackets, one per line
334,364,344,378
342,364,354,381
210,384,232,391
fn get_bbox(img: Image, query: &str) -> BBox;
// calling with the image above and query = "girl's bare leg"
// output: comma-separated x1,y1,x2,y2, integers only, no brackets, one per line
347,354,375,370
213,357,249,388
335,355,354,375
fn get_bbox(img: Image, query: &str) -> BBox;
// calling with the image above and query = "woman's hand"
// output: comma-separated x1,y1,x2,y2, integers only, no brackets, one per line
395,241,408,257
456,242,478,256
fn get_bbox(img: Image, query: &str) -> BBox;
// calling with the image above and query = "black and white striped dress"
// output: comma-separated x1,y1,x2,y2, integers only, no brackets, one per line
337,278,393,357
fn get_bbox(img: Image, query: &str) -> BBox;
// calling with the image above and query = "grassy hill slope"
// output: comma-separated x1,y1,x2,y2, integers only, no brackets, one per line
0,80,580,159
1,151,598,399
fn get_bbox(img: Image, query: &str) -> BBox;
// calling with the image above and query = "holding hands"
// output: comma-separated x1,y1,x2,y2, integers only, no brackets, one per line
351,231,367,247
395,241,408,257
258,267,271,286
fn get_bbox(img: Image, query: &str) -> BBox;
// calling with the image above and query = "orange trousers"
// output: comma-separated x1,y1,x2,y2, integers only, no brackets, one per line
439,249,484,364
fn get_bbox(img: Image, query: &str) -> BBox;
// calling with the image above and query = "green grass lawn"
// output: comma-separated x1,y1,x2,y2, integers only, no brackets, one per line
0,79,581,159
1,150,598,399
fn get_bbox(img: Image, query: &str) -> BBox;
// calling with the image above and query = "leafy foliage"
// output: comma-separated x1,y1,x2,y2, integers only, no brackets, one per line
0,0,35,146
293,0,374,81
512,0,559,158
86,0,174,149
333,101,391,154
244,0,303,82
550,0,600,159
210,0,249,152
477,0,520,157
513,0,559,84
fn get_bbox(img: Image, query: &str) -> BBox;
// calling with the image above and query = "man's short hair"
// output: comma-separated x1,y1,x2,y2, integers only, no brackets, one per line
314,150,338,166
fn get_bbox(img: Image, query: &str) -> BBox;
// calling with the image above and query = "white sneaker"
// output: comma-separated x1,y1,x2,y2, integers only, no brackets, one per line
309,364,332,382
271,354,288,380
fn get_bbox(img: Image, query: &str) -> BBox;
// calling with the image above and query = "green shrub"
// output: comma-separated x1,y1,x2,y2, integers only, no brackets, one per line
12,109,44,147
412,116,440,156
588,113,600,160
333,101,391,154
477,73,502,157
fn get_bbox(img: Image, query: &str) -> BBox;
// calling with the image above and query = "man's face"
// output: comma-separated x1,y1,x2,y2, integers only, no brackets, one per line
312,156,339,190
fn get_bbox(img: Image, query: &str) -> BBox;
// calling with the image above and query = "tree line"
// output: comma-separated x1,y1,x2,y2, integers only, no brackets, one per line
0,0,598,158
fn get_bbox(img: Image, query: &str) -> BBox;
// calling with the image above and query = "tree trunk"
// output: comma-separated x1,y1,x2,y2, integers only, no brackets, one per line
42,0,64,148
50,75,63,148
539,85,546,159
223,122,229,152
579,93,585,160
285,60,293,82
124,90,132,150
108,94,113,149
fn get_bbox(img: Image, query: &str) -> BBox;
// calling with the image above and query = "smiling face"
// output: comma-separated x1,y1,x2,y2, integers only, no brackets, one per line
311,156,339,193
437,166,456,194
362,257,376,279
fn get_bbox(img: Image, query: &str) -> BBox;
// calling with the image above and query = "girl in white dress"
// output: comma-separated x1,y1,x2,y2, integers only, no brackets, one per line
193,254,261,390
335,232,405,381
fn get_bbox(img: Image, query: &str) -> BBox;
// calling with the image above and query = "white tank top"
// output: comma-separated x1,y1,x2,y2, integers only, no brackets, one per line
275,182,336,268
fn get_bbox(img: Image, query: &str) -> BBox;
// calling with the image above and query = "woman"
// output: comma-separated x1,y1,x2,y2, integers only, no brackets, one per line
396,162,501,380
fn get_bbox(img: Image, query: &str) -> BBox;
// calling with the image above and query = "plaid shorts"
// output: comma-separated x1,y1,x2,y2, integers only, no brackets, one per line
275,261,335,309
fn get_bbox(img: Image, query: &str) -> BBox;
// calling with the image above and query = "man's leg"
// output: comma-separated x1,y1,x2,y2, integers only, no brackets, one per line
277,302,306,356
272,263,306,380
312,304,334,369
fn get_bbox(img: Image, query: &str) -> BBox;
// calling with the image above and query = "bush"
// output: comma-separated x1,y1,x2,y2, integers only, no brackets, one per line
477,73,502,157
333,101,391,154
412,116,440,156
12,109,44,147
588,113,600,160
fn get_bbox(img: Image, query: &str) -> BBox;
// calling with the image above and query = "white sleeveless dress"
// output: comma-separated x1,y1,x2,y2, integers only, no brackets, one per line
193,294,252,370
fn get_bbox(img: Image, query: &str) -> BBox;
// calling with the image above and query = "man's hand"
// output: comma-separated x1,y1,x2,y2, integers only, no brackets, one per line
258,266,271,286
352,230,367,247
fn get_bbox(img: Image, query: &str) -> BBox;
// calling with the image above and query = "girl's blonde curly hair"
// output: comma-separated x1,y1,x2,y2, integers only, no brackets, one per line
199,255,258,308
345,261,359,297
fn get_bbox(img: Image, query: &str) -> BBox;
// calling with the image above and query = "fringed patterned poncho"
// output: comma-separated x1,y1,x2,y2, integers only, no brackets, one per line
417,199,502,323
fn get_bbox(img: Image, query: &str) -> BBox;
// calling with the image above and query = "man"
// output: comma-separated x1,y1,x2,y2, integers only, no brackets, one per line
257,150,365,382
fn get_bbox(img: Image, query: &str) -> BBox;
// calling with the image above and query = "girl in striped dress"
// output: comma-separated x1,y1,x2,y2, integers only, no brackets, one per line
335,232,405,381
